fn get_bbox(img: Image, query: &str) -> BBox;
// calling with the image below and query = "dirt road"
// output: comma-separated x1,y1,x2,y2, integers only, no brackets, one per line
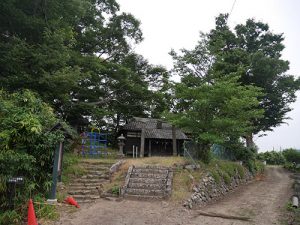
55,166,292,225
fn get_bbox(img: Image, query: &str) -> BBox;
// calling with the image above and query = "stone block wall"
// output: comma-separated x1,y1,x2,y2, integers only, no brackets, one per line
183,169,253,209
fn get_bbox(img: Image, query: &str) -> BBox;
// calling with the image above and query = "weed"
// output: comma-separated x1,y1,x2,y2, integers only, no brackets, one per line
210,170,221,184
0,210,21,225
236,165,245,178
34,195,59,221
111,186,120,195
222,172,231,185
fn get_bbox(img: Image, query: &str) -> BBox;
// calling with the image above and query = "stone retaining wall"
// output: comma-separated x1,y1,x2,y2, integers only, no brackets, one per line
183,169,253,209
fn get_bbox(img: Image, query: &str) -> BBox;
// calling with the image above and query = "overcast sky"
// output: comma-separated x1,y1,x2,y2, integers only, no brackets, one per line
117,0,300,151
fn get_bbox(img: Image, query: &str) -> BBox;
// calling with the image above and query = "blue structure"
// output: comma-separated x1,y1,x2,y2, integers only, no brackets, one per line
81,131,108,157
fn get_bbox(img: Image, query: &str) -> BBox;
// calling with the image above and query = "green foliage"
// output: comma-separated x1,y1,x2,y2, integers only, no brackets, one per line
0,90,71,220
61,153,86,184
282,148,300,164
257,151,286,165
34,195,59,220
0,0,170,134
169,13,300,150
166,75,264,152
222,172,231,185
283,162,300,172
111,186,120,195
208,14,300,134
210,170,221,185
0,210,21,225
208,160,246,185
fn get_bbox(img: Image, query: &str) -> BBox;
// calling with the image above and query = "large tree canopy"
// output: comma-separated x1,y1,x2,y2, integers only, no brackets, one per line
170,14,300,147
0,0,169,132
208,14,300,134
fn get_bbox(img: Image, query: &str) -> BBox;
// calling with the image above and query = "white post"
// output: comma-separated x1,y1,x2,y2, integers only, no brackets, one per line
132,145,135,158
136,146,138,158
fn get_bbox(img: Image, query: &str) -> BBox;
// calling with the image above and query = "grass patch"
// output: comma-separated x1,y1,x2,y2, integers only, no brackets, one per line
171,168,204,202
122,156,187,168
280,201,300,225
210,170,221,184
62,153,118,184
204,160,247,185
62,153,86,184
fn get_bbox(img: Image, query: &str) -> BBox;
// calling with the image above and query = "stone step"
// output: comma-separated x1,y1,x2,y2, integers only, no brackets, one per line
128,182,166,190
134,165,169,170
74,178,109,183
130,173,168,179
76,199,95,204
80,174,109,179
68,185,100,190
129,177,167,184
80,165,110,171
83,170,110,175
123,194,165,200
68,189,99,195
80,160,113,167
69,182,108,187
132,168,168,174
125,188,165,196
72,194,100,200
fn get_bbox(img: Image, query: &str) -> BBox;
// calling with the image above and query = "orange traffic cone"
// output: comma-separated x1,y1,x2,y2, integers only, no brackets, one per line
64,196,80,208
27,199,38,225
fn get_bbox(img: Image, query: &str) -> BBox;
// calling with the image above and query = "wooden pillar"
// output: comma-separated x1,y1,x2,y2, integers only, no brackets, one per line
172,125,177,156
140,129,145,157
148,140,152,157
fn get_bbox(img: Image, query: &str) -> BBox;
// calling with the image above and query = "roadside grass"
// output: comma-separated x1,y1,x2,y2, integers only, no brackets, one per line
171,168,204,202
280,201,300,225
205,159,247,185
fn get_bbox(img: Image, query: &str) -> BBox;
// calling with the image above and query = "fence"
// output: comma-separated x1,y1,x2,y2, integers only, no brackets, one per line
183,141,236,162
80,131,108,157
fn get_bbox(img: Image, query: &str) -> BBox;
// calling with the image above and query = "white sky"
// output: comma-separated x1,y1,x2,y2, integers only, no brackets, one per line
118,0,300,151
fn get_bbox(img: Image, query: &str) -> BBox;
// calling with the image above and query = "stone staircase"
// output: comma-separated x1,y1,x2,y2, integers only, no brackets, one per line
67,161,113,203
121,165,173,200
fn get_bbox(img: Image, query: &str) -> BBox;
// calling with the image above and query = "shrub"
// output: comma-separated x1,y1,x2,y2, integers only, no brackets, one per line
257,151,286,165
0,90,74,219
282,148,300,164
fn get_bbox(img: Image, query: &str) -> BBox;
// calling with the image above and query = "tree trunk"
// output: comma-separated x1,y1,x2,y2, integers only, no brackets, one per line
245,133,255,148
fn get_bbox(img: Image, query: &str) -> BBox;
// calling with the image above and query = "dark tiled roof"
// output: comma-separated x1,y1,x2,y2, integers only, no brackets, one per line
144,129,187,140
122,117,188,140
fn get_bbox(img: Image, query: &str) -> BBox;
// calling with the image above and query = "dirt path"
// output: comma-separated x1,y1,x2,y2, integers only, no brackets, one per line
54,166,292,225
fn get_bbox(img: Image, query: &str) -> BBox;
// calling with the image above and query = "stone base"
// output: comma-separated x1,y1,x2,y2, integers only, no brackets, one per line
47,199,58,204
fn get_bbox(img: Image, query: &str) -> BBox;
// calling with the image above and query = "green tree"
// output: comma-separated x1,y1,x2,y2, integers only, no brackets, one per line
166,75,264,152
207,14,300,146
0,0,148,131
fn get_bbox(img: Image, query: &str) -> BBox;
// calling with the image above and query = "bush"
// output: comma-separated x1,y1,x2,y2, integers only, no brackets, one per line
0,90,74,219
257,151,286,165
282,148,300,164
